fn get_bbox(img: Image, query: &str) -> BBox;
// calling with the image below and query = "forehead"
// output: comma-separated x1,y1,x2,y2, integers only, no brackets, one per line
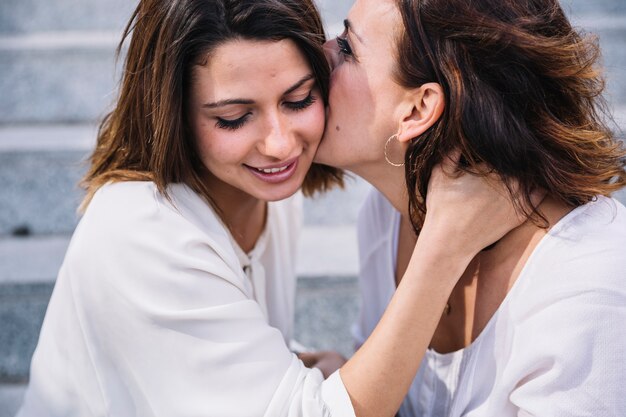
349,0,400,42
192,38,312,99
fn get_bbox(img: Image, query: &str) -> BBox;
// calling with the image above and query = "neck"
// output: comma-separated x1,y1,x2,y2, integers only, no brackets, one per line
350,160,410,217
429,194,574,352
206,175,266,253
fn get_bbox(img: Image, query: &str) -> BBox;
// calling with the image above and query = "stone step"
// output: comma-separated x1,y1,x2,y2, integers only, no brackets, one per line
0,227,360,286
0,224,360,382
0,383,25,417
2,122,626,237
0,0,136,35
0,0,622,35
0,33,120,124
0,271,359,412
0,125,93,236
566,0,626,15
0,277,359,407
0,0,352,124
0,12,625,123
0,124,371,236
0,0,350,35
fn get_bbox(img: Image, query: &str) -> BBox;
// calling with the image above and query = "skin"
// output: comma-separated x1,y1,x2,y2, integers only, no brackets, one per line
315,0,406,174
188,38,325,251
336,154,532,417
316,0,445,214
317,0,572,370
307,0,442,373
183,15,540,417
427,195,571,352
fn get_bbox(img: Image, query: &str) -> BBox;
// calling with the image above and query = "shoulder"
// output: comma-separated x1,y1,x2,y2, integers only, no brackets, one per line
65,182,249,307
83,181,226,237
87,180,158,215
72,181,239,274
559,196,626,242
534,196,626,287
79,181,165,241
485,197,626,413
506,196,626,341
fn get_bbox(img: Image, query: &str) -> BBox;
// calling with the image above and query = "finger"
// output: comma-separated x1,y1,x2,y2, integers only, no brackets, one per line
297,352,317,368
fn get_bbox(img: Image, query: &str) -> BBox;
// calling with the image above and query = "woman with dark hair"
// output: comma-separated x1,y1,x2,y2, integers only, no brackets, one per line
317,0,626,415
17,0,525,416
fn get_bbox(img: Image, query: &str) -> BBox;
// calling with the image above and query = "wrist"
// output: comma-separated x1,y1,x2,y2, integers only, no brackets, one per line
402,224,476,293
417,221,478,264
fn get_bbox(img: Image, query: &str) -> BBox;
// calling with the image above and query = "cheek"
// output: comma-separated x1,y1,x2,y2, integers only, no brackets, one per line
190,115,216,158
194,127,242,169
310,102,326,140
295,101,326,145
331,66,360,102
194,134,220,169
330,68,372,129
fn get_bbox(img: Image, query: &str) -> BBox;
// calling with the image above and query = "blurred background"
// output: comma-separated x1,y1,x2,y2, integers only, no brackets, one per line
1,0,624,414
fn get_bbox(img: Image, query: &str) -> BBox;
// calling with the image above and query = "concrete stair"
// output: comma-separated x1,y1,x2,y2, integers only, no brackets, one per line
0,34,120,124
1,0,625,414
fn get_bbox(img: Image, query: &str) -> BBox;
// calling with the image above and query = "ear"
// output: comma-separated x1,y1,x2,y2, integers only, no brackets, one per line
396,82,444,143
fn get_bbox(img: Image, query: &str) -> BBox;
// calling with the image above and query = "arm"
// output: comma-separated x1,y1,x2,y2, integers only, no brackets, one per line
340,231,472,417
45,173,525,417
338,156,535,417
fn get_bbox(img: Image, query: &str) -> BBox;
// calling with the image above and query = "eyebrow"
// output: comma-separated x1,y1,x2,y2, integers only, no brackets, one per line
344,19,364,44
203,74,315,109
203,98,254,109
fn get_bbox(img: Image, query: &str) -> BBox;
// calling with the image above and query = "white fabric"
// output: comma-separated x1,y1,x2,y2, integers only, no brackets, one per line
17,181,355,417
355,189,626,417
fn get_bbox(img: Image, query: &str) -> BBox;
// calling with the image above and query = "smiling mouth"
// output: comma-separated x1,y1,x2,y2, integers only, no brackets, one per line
244,158,299,184
254,165,291,174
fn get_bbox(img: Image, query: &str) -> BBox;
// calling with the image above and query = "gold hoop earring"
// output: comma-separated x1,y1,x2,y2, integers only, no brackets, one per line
384,134,405,167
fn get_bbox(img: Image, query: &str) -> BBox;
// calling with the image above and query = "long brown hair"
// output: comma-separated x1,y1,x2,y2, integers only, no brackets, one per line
81,0,342,210
395,0,626,231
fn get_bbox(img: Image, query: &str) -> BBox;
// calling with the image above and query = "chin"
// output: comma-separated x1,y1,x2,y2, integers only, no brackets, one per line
259,189,298,202
256,178,302,202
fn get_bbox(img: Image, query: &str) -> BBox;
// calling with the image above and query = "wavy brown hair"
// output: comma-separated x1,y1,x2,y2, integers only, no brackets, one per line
80,0,342,211
395,0,626,232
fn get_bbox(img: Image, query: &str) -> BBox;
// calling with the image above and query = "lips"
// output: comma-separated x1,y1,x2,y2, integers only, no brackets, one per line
254,165,291,174
244,157,299,184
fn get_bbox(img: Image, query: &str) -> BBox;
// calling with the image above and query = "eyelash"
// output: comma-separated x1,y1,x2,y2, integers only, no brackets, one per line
216,114,250,131
337,37,353,57
285,92,317,111
215,92,317,131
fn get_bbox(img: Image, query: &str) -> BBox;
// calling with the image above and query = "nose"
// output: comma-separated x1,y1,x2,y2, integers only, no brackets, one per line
323,38,339,71
259,113,296,160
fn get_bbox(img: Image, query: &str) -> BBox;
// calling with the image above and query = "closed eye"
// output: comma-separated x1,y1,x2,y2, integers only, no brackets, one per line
284,92,317,111
216,113,251,130
337,37,353,57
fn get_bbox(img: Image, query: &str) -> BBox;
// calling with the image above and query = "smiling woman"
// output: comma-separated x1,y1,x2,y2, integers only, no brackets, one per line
15,0,535,416
188,39,325,210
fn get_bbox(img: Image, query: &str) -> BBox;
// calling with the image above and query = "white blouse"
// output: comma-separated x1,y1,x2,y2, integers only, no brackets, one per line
17,181,354,417
354,189,626,417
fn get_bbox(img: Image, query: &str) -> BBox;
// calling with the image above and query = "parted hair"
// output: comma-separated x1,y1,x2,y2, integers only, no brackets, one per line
80,0,343,210
395,0,626,231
